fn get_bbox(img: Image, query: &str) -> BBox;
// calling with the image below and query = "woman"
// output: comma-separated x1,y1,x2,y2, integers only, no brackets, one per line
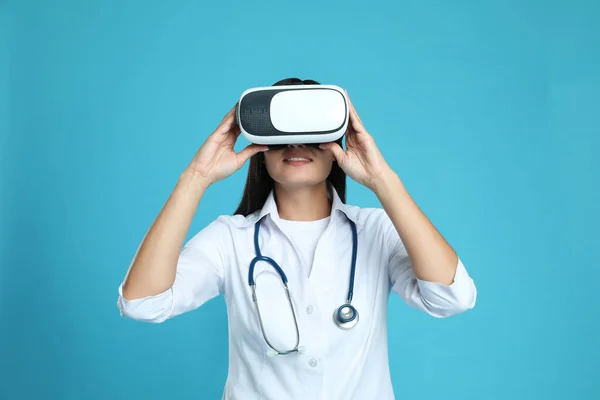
117,78,477,399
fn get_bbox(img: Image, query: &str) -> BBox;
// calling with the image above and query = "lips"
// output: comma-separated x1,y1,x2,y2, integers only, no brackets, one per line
283,152,313,163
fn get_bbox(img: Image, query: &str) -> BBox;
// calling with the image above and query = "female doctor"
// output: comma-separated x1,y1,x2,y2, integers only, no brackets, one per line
117,78,477,400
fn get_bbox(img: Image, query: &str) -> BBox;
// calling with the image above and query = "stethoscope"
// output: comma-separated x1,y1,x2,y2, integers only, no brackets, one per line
248,214,359,356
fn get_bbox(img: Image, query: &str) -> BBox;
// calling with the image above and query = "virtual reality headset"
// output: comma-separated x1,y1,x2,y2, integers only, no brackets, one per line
236,84,349,149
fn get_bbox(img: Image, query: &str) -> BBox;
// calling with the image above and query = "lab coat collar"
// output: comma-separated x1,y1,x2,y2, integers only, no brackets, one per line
245,182,359,228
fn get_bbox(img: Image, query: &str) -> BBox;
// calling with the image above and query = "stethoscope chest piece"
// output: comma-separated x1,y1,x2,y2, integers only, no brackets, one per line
333,303,359,329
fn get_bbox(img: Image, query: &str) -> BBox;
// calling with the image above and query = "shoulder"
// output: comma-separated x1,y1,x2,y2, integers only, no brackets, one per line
187,212,258,244
342,203,401,252
341,204,393,233
215,212,262,230
180,214,255,269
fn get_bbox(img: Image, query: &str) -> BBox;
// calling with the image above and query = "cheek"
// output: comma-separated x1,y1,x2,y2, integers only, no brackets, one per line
265,152,275,169
263,153,280,175
314,154,335,176
317,151,335,167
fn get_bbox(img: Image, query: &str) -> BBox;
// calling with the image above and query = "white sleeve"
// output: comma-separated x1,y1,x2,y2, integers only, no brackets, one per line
383,212,477,318
116,217,231,323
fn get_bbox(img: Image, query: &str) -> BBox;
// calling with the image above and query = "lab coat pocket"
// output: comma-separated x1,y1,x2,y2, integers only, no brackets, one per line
252,269,300,353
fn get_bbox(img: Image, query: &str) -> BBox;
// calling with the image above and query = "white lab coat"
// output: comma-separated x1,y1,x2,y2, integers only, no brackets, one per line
117,183,477,399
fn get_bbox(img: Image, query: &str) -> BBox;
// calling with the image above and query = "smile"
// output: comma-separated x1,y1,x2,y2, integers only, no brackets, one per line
284,157,312,162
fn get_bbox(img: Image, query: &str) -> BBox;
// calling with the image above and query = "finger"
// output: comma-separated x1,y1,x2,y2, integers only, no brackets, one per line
345,122,357,137
349,105,364,132
346,94,365,132
208,120,241,145
229,122,241,138
319,142,346,165
236,143,268,168
215,104,239,135
346,93,362,124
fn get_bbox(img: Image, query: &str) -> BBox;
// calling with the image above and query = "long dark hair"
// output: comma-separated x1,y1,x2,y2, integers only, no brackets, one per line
233,77,347,216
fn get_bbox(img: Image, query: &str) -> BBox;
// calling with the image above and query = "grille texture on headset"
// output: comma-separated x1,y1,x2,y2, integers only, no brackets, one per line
239,107,274,136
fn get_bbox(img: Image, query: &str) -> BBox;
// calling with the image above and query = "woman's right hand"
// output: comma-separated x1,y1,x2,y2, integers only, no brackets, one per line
186,105,268,185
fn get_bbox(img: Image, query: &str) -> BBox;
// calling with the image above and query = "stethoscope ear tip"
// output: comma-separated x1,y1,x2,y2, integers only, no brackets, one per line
266,348,279,357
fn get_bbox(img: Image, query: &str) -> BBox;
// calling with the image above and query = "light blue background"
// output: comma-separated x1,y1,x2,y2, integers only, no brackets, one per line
1,1,599,399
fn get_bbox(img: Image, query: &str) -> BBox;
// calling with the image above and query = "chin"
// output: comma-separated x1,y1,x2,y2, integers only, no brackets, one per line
274,176,327,189
272,169,331,188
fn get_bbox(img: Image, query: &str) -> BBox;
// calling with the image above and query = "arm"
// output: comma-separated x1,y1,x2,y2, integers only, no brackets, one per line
375,171,476,317
117,106,267,322
120,169,210,300
372,170,457,286
320,93,476,317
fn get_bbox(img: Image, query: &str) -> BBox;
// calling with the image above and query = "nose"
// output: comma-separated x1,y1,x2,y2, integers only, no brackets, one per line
287,144,307,148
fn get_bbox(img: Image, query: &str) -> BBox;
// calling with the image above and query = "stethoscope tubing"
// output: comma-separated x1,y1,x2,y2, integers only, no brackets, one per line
248,214,358,355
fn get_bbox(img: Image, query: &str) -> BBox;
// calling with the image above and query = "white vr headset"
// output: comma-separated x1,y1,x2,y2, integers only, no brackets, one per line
236,84,349,148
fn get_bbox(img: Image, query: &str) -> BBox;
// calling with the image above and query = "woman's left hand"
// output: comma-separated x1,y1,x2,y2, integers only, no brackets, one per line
319,94,393,191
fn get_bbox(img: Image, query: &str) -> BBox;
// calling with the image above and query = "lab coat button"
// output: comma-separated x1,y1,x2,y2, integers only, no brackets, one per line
306,305,314,314
309,358,318,367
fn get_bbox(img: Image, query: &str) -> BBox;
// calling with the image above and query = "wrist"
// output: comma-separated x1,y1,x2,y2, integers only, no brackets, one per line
370,167,401,195
179,168,212,192
372,168,404,199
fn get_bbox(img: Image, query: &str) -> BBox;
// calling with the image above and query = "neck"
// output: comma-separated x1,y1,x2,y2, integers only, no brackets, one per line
274,182,331,221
